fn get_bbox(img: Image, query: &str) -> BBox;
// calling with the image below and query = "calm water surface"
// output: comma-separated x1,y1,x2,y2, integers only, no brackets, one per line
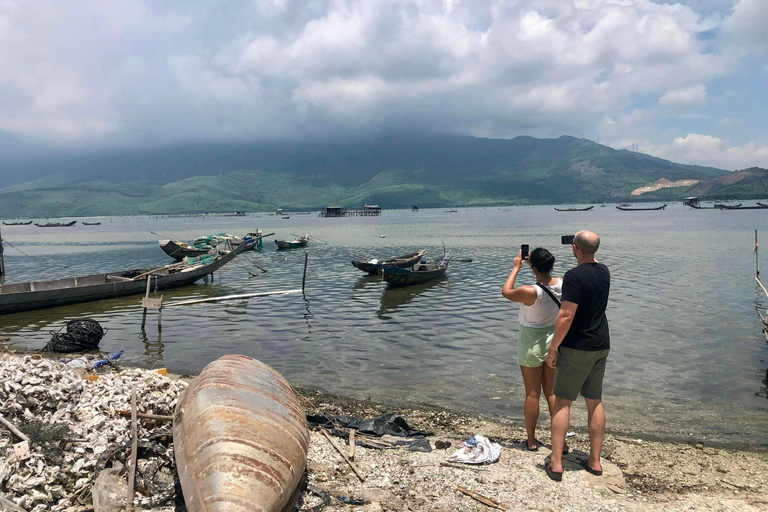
1,206,767,447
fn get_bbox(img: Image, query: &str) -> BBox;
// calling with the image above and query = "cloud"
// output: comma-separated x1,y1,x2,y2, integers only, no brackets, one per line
0,0,759,173
654,133,768,170
658,85,707,109
725,0,768,49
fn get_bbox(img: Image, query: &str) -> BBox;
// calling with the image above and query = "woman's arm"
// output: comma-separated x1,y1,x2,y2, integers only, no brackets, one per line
501,250,537,305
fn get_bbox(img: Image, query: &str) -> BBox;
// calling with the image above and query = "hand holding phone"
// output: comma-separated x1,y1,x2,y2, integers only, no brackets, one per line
521,244,529,261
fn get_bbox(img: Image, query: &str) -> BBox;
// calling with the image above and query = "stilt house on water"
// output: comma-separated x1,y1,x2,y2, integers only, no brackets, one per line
319,204,381,217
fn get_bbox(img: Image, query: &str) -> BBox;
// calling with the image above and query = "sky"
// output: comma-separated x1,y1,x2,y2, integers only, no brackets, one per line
0,0,766,170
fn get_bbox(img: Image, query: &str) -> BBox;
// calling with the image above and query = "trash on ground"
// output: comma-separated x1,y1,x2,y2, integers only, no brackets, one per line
446,434,502,464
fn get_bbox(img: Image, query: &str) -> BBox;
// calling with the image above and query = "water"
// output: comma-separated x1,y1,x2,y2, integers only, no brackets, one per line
1,206,767,447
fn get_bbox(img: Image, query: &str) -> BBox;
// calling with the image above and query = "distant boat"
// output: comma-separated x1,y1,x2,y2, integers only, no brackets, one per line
554,206,594,212
34,221,77,227
275,235,309,249
81,222,101,225
2,221,33,226
445,209,458,213
719,204,768,210
616,204,667,211
380,255,450,286
412,205,420,211
715,203,741,208
222,211,246,217
0,242,246,315
352,250,427,275
282,216,291,219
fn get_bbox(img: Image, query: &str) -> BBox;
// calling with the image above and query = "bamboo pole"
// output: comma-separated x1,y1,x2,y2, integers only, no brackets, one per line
0,413,29,443
127,388,138,510
320,429,366,482
302,250,309,291
165,288,303,307
756,230,760,277
119,411,173,422
141,276,151,331
457,486,507,510
0,225,5,280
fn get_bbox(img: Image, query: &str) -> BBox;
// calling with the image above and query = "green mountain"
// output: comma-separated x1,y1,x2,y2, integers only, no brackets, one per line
685,168,768,199
0,135,730,216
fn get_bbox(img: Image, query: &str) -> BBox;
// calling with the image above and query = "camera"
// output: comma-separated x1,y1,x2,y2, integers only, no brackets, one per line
520,244,529,260
561,235,575,245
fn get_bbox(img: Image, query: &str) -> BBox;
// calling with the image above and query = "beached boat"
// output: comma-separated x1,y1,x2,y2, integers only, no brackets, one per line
616,204,667,211
173,354,308,512
2,221,33,226
380,256,450,286
554,206,594,212
34,221,77,227
352,250,427,275
275,236,309,249
0,242,245,315
81,222,101,225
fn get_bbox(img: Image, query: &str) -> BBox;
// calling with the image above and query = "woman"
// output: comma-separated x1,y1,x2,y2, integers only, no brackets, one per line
502,247,562,451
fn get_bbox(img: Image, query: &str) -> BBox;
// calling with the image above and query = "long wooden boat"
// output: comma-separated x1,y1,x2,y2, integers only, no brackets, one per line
173,354,308,512
275,236,308,250
0,243,246,315
380,257,450,286
352,250,427,275
616,204,667,211
34,220,77,227
758,202,768,208
554,206,594,211
719,204,768,210
81,222,102,225
159,240,211,260
2,221,33,225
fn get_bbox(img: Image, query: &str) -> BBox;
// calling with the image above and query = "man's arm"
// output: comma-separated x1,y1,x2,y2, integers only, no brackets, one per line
546,301,578,368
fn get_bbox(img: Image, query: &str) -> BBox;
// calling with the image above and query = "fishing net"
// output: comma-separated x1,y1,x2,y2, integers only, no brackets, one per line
43,318,106,353
192,233,236,250
183,254,215,266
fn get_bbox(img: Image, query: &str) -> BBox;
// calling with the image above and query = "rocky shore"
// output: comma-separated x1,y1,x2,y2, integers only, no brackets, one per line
0,351,766,512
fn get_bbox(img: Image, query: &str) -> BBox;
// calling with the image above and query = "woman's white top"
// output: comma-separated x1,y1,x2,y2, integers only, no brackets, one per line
517,278,563,328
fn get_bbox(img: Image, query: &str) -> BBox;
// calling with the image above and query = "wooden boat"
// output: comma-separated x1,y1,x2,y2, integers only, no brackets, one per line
0,242,246,315
2,221,33,226
275,236,308,249
554,206,594,211
281,216,290,219
159,239,211,260
34,220,77,227
616,204,667,211
173,354,308,512
352,250,427,275
719,204,768,210
380,256,450,286
758,202,768,208
81,222,101,225
715,203,741,209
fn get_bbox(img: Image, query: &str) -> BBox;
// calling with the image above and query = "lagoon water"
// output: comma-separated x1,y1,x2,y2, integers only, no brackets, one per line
1,206,767,447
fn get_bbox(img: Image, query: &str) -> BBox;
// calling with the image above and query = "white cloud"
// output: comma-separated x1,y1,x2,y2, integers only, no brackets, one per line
725,0,768,48
658,84,707,109
654,134,768,170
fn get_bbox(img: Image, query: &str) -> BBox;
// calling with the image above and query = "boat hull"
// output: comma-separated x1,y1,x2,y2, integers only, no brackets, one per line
34,221,77,227
2,221,33,225
275,240,308,249
616,205,667,211
554,206,594,211
173,355,309,512
0,243,245,315
160,240,211,260
380,264,447,286
352,251,427,275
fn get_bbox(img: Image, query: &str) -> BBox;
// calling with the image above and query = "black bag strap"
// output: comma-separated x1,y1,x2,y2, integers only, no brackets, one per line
536,283,561,309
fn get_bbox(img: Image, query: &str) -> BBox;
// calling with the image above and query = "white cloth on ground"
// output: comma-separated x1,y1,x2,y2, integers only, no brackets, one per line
446,434,502,464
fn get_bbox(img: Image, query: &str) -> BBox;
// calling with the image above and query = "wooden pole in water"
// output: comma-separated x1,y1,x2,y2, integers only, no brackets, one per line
756,230,760,277
141,276,151,331
0,225,5,281
302,250,309,291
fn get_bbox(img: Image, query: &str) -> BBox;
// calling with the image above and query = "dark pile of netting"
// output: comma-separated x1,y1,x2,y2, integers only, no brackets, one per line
43,318,105,353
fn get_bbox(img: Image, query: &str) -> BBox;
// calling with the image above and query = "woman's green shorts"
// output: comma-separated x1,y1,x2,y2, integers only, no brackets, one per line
517,325,555,368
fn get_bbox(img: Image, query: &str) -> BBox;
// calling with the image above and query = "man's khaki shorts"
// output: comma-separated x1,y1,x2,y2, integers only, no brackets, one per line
553,346,610,401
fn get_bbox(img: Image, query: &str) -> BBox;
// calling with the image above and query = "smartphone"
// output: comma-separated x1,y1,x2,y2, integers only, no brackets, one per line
561,235,575,245
521,244,529,260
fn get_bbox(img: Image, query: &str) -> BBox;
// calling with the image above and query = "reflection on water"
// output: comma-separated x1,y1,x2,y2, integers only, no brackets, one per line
1,208,768,446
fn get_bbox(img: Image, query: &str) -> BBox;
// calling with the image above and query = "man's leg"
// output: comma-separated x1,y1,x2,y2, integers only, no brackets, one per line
549,396,572,473
584,398,605,472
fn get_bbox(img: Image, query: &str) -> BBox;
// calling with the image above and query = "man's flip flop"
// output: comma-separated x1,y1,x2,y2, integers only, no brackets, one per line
544,462,563,482
580,458,603,476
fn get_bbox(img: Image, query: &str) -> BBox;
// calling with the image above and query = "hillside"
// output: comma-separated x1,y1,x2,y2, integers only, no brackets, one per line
685,167,768,199
0,135,730,216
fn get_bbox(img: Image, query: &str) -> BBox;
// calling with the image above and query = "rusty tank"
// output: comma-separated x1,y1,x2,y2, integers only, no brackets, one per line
173,355,309,512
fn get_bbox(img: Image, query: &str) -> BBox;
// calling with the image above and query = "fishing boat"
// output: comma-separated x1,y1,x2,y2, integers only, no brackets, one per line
719,204,768,210
554,206,594,212
81,222,101,226
380,255,450,286
173,354,308,512
0,242,246,315
352,250,427,275
34,221,77,227
282,216,291,220
616,204,667,211
275,235,309,250
2,221,33,226
160,231,267,260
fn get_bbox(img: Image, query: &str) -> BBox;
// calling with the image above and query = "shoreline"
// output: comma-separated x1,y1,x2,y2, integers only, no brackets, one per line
1,350,767,511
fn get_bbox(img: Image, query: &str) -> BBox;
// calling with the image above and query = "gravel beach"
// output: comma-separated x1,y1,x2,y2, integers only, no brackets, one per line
0,351,766,512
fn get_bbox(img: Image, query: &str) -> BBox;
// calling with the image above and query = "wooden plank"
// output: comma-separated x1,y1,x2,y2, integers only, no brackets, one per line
348,429,356,460
321,429,365,482
141,297,163,309
457,486,507,511
0,413,29,443
166,288,303,307
127,388,138,510
119,411,173,422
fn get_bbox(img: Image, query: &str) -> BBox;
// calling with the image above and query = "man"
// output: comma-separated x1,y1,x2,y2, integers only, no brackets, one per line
544,230,610,481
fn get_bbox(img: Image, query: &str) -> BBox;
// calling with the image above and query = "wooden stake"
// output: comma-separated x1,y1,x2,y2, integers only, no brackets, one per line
157,295,163,333
348,429,356,460
457,486,507,511
0,413,29,443
756,277,768,299
302,250,309,291
756,230,760,277
320,429,366,482
0,226,5,280
141,276,151,331
127,388,138,510
119,411,173,422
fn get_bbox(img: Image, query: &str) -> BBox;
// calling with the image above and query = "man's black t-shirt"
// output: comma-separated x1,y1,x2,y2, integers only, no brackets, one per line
561,262,610,351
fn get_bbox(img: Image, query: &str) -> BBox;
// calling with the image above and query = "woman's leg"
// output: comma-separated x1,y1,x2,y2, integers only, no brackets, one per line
520,365,544,449
542,363,556,417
